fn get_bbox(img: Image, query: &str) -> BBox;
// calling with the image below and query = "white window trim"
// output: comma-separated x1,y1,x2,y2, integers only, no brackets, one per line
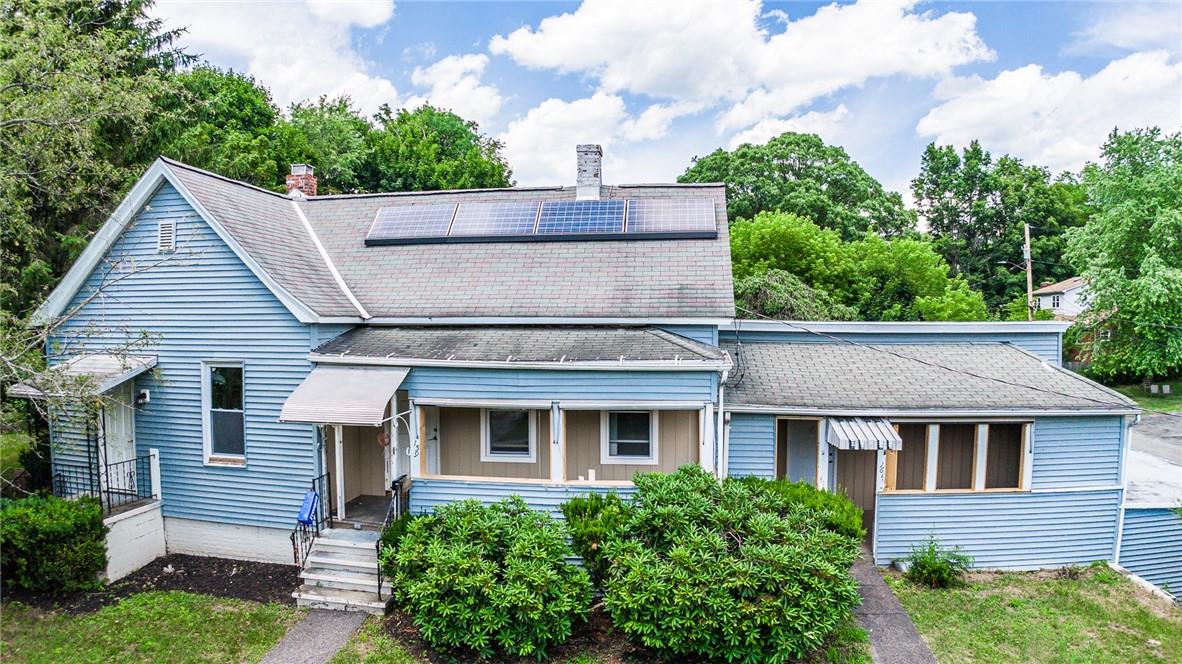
1051,294,1061,309
201,360,246,466
600,410,659,465
480,408,537,463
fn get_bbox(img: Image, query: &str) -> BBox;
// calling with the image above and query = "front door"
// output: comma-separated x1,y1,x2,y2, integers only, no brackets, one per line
100,382,137,492
835,448,876,539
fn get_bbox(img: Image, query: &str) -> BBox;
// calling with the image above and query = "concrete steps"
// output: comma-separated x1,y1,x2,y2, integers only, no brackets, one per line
293,529,388,615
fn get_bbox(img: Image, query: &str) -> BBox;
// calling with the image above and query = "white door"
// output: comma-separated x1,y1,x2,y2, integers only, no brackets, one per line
101,383,137,492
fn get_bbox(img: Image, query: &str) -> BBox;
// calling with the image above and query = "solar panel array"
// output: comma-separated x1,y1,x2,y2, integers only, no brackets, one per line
365,197,716,245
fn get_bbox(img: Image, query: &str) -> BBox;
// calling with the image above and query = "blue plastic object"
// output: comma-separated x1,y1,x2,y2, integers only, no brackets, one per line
297,489,319,525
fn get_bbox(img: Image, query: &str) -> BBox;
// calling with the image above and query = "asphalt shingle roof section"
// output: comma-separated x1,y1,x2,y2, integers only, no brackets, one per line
312,326,729,366
301,185,735,318
723,341,1137,412
163,159,361,317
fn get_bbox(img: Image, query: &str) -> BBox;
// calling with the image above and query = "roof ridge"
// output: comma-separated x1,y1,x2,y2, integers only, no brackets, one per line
159,156,293,200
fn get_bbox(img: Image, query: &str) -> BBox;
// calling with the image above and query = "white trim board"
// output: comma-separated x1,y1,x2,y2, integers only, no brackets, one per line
724,405,1139,417
309,353,731,371
33,159,323,325
289,199,369,319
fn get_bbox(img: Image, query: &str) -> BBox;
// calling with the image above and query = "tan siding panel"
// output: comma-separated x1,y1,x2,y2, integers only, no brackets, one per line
986,423,1022,489
565,410,698,481
895,423,927,490
437,407,549,479
936,423,975,490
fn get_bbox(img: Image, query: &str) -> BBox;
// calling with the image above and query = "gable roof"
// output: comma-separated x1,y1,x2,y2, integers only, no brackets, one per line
1033,276,1085,296
310,325,729,369
723,341,1138,415
38,158,735,324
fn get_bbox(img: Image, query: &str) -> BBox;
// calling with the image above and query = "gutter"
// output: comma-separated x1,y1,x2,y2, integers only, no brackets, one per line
307,353,732,372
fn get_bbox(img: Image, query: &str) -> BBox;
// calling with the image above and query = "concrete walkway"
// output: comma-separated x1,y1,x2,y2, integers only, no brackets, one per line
852,554,937,664
261,609,367,664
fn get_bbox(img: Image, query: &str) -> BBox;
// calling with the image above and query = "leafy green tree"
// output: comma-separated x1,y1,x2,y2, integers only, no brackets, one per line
729,212,864,302
680,132,915,238
1,0,188,317
912,141,1089,312
850,234,984,321
273,96,374,194
1066,128,1182,383
364,104,512,192
733,269,858,321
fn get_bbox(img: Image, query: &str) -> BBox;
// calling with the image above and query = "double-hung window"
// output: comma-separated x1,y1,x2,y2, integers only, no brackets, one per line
601,411,658,465
481,409,536,463
203,362,245,464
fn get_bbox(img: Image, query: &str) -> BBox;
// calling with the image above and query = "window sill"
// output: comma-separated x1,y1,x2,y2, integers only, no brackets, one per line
600,457,659,466
205,456,246,468
479,454,537,464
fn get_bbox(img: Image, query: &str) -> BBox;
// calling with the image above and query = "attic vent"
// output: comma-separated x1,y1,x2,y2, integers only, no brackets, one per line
157,220,176,253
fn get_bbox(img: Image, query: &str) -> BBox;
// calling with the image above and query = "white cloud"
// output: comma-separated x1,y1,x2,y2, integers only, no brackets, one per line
490,0,992,134
1065,3,1182,55
727,104,851,148
405,54,503,126
153,0,399,115
917,51,1182,173
498,93,697,185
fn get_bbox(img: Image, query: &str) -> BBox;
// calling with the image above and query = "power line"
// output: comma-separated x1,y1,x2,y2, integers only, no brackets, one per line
732,307,1182,421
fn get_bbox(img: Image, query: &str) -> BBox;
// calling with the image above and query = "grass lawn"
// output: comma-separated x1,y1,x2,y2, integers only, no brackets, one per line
1,431,30,481
1111,384,1182,412
886,564,1182,664
330,613,869,664
0,590,301,664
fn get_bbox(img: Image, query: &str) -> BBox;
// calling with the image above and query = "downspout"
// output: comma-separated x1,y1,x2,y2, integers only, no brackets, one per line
717,369,728,478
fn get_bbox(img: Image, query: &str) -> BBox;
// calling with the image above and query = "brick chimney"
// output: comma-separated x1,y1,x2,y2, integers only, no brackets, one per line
576,144,602,200
285,164,317,198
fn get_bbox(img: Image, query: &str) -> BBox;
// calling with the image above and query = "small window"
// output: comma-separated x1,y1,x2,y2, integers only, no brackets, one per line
203,362,245,462
158,220,176,253
481,409,535,462
985,423,1023,489
601,411,657,464
935,423,974,490
1051,294,1061,308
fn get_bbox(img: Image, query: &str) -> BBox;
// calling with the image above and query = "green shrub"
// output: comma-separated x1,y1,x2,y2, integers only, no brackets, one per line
0,494,108,592
602,466,862,663
559,491,630,587
389,497,591,659
903,535,973,588
740,476,866,540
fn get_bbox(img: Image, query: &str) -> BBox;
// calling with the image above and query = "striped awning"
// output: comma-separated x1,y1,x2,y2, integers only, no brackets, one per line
6,354,157,399
827,416,902,451
279,365,409,427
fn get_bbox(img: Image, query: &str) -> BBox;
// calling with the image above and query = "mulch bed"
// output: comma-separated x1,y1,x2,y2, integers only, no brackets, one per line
2,553,299,614
382,604,669,664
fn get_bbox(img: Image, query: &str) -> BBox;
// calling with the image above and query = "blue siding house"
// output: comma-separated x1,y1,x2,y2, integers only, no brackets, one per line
16,146,1164,608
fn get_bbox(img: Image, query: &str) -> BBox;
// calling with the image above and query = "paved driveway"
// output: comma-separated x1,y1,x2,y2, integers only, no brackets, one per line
1126,412,1182,505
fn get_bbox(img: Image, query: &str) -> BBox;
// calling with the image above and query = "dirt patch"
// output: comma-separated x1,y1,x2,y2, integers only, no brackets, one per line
3,553,299,614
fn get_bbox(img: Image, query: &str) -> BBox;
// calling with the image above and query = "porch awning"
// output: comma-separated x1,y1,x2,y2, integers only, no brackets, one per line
6,354,157,399
279,365,410,427
827,416,902,451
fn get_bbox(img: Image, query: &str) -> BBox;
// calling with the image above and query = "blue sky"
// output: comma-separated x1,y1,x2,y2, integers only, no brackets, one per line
154,1,1182,198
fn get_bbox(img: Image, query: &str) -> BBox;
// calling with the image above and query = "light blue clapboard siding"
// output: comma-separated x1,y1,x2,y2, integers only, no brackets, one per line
1032,416,1123,489
403,367,716,403
313,324,354,348
47,403,94,473
719,331,1061,365
409,478,637,519
726,413,776,479
659,325,719,346
53,183,318,529
875,489,1122,568
1119,507,1182,597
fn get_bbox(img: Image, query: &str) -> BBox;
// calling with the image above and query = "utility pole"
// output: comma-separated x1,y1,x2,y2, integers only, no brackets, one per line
1023,222,1034,321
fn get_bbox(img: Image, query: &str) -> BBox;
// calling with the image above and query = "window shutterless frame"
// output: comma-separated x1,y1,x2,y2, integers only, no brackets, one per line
600,410,659,465
479,408,537,463
201,360,246,466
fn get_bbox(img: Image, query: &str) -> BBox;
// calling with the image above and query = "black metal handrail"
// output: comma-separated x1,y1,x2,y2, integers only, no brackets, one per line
290,472,333,567
376,474,409,600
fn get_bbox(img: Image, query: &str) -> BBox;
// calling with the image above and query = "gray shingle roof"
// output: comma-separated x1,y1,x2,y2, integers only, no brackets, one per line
312,326,729,366
162,158,735,320
723,341,1137,412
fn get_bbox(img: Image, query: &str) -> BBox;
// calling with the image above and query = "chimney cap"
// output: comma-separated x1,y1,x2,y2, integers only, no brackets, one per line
291,163,314,176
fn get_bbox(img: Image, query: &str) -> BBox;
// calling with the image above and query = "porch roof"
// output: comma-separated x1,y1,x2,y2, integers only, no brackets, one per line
723,341,1138,414
6,354,156,399
280,365,410,427
828,417,902,450
309,326,730,369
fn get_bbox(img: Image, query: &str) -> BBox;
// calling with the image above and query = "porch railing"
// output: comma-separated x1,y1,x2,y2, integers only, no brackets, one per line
291,472,333,567
52,454,155,514
376,474,409,600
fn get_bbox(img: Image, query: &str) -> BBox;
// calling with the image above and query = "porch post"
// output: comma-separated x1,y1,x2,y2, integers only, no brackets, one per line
409,403,423,479
148,448,162,500
816,420,829,489
549,402,564,483
334,424,345,520
389,398,399,483
973,424,989,490
699,404,715,474
924,424,940,492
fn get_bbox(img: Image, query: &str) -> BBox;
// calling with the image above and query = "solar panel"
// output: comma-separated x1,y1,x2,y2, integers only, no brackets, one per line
367,203,456,241
450,202,540,237
626,198,716,235
536,200,625,235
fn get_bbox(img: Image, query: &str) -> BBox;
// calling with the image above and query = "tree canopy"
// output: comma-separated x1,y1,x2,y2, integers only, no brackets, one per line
1065,128,1182,382
680,132,916,238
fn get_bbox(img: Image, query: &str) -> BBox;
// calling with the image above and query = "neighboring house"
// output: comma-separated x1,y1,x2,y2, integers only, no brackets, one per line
13,147,1148,610
1033,276,1087,320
